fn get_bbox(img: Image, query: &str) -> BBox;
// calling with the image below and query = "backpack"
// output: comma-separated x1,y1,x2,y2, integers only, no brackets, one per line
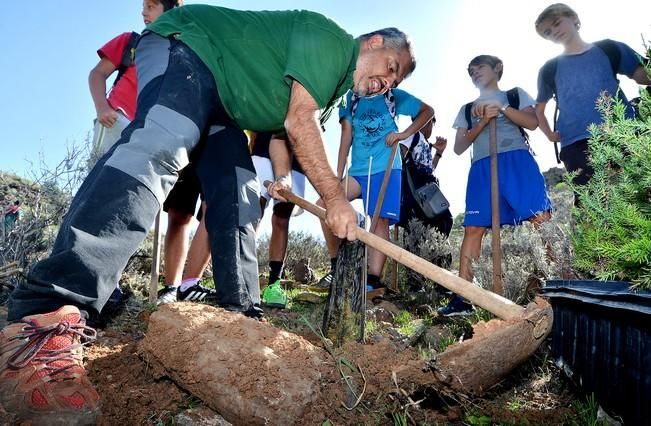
540,39,621,163
463,87,534,154
403,131,434,175
113,32,140,87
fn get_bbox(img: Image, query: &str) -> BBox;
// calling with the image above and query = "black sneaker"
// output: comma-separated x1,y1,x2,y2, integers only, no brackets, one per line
313,270,333,290
177,283,217,302
437,296,475,317
157,285,179,305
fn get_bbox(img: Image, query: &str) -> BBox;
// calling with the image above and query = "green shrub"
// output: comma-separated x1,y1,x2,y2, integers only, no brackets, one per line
570,86,651,289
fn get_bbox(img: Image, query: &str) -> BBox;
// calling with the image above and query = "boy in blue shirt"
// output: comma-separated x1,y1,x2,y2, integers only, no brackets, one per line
438,55,552,316
317,89,434,291
534,3,650,197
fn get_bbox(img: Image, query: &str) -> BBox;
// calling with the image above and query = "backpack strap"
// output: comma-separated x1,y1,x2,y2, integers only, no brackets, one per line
464,102,473,129
350,89,397,120
540,60,562,163
505,87,520,109
506,87,531,144
594,39,621,77
540,58,559,99
405,131,421,164
114,32,140,87
383,89,397,120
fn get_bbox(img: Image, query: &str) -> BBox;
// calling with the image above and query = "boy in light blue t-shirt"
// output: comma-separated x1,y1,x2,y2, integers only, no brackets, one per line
317,88,434,291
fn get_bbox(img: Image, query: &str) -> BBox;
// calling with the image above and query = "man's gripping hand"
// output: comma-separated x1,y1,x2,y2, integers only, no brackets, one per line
324,197,358,241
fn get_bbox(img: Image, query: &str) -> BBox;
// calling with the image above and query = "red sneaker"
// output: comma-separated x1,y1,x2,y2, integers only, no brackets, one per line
0,305,100,425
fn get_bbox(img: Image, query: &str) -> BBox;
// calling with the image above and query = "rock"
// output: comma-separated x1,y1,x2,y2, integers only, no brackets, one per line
289,258,315,284
375,301,401,316
422,325,453,351
372,307,395,323
415,304,434,317
447,406,462,421
293,292,325,304
175,407,232,426
543,166,566,189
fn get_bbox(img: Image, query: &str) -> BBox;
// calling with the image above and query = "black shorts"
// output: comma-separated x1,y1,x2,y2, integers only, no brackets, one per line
163,163,203,221
559,139,594,186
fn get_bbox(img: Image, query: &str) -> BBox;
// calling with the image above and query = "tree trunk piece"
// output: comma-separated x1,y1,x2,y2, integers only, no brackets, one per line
142,304,328,426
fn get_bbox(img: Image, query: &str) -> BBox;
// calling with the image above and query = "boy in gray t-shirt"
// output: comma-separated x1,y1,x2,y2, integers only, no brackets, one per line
438,55,552,317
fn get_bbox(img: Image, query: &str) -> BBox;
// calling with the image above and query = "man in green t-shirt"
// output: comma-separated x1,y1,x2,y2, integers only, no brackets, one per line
2,5,415,423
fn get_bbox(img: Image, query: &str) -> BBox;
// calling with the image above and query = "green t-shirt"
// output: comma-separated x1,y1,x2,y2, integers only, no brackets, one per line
149,5,359,132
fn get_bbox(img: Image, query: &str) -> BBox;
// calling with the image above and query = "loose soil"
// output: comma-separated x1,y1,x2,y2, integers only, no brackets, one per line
74,295,581,425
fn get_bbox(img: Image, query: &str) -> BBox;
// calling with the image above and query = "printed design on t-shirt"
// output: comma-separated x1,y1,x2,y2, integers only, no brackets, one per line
501,138,515,148
358,109,385,145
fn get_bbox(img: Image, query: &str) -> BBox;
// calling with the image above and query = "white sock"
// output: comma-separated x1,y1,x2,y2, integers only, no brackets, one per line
179,277,200,292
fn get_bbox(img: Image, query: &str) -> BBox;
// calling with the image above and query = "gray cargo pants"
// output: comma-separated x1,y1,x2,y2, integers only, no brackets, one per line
9,33,261,320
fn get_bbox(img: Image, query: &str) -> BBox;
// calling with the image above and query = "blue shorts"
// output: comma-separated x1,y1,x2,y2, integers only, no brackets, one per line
463,150,552,227
352,169,401,225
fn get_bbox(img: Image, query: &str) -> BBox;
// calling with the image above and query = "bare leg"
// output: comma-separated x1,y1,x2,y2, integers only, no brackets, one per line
269,203,293,263
458,225,487,282
183,202,212,280
367,217,390,277
529,210,552,227
164,207,194,286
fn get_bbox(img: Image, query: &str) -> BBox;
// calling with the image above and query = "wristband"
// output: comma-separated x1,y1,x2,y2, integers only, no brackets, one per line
435,152,443,158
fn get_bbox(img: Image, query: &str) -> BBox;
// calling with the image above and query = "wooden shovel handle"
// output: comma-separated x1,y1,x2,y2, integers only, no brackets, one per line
489,118,503,295
265,182,524,321
369,141,399,233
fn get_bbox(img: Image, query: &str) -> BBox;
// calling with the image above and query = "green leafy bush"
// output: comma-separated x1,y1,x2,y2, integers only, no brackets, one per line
570,86,651,289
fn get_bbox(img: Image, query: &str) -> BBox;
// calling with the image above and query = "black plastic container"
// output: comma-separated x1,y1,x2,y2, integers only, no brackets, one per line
543,280,651,424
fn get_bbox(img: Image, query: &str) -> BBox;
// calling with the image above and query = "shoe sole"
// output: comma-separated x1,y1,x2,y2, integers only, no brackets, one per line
262,302,286,309
438,311,474,317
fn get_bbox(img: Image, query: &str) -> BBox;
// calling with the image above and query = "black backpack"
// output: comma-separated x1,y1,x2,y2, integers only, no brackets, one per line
113,32,140,87
398,132,453,236
539,39,621,163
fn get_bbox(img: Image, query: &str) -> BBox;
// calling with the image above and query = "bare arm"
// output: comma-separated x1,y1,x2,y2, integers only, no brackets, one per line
269,135,292,178
431,136,447,170
420,117,434,140
454,113,490,155
385,102,435,146
336,119,353,180
501,105,538,130
89,58,119,127
283,81,357,240
632,64,651,85
535,101,560,142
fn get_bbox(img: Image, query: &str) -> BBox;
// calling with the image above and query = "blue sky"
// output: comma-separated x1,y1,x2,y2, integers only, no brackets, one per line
1,1,650,236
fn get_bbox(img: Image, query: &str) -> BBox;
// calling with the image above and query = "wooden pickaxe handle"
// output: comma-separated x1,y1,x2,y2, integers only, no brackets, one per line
266,182,524,321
